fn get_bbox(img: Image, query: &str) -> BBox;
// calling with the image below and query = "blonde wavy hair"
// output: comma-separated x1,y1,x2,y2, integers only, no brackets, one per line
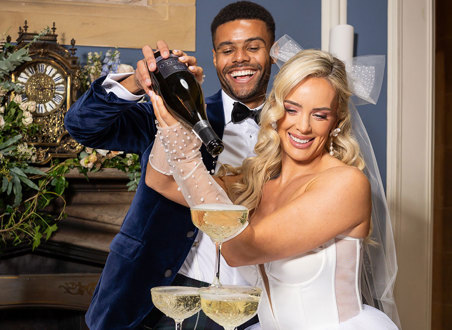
224,49,365,212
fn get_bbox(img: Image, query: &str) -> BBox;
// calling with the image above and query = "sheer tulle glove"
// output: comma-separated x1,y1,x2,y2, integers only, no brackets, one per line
149,121,232,207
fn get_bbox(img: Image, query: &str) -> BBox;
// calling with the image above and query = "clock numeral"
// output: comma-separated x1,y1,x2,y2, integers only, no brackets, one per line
25,66,35,76
37,63,46,73
18,72,29,83
55,85,65,93
46,66,56,76
53,94,63,104
45,101,56,112
36,103,45,114
53,74,63,83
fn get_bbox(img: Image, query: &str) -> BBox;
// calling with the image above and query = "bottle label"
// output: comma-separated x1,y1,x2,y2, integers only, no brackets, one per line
156,54,188,79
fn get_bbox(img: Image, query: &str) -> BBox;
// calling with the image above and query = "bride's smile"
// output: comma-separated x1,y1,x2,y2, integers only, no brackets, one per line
277,77,337,164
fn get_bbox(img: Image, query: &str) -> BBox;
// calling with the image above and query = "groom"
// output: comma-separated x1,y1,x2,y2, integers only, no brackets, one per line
65,1,275,329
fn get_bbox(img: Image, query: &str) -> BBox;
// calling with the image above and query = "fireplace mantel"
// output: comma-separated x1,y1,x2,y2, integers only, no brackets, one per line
0,168,136,312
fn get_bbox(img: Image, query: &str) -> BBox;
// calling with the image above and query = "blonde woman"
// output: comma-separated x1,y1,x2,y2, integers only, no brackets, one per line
146,49,398,329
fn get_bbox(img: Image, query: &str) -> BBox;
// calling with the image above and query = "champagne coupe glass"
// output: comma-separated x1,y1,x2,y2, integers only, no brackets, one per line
200,285,262,330
191,204,249,286
151,286,201,330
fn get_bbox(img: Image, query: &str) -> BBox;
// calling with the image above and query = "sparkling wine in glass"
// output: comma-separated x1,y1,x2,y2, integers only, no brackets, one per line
151,286,201,330
190,204,249,286
200,286,262,330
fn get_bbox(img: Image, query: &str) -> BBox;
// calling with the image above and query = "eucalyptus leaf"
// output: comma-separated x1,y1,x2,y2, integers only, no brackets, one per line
22,167,47,176
0,134,22,150
0,145,16,154
1,176,9,193
10,166,27,178
6,180,12,195
19,175,39,190
12,175,22,206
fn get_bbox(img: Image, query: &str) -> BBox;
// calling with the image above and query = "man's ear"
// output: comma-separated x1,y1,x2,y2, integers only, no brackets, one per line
212,48,217,68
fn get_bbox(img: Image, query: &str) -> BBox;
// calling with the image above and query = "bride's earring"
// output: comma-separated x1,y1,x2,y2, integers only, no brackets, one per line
329,127,341,156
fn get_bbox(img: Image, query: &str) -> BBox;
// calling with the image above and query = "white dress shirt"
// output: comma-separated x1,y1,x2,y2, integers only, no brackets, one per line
102,74,262,285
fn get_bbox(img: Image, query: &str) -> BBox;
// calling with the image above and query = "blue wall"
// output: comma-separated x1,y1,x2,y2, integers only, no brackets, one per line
348,0,388,187
73,0,387,184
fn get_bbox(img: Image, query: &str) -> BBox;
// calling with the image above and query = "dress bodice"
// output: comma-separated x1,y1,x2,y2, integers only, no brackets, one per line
238,236,366,330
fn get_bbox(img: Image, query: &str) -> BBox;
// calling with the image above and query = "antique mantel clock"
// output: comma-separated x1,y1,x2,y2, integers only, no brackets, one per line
11,21,83,164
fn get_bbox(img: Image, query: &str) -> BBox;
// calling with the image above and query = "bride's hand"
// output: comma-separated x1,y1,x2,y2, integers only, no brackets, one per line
150,91,179,127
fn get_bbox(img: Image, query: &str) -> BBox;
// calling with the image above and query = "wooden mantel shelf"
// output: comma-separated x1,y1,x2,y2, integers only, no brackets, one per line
47,167,136,256
66,168,130,180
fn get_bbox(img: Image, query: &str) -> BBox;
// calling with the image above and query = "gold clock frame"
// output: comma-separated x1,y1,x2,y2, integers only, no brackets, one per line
11,22,84,164
12,58,71,116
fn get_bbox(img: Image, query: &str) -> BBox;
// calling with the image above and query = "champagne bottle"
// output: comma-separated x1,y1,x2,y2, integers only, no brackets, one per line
150,51,224,156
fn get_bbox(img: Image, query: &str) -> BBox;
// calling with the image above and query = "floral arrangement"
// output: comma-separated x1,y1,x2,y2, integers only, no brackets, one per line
0,34,140,251
80,48,133,92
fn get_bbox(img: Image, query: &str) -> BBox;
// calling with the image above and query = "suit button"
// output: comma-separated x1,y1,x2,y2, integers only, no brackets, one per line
186,231,195,238
164,269,172,278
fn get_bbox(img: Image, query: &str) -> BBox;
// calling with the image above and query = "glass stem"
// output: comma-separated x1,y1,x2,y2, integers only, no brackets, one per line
212,242,222,287
174,320,182,330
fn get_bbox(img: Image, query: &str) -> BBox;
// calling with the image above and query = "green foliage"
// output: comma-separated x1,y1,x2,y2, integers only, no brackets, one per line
0,33,141,251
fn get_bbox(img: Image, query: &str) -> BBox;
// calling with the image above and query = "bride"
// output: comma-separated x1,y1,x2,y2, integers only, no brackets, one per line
146,49,399,329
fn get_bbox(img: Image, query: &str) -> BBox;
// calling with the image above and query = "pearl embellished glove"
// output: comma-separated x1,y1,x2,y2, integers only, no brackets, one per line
149,122,232,207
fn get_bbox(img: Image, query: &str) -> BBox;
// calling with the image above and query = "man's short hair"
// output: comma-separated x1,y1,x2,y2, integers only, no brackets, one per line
210,1,275,47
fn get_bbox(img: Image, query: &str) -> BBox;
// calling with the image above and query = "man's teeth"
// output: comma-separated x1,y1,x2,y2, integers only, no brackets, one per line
290,134,311,144
231,70,255,77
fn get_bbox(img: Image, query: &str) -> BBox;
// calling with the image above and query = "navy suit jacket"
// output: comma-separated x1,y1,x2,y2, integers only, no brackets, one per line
64,77,225,329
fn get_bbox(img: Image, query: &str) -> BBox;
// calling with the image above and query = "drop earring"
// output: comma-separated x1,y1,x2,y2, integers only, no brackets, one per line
329,127,341,156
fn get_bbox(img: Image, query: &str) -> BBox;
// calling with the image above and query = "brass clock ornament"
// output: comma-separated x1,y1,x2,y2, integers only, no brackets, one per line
12,21,83,164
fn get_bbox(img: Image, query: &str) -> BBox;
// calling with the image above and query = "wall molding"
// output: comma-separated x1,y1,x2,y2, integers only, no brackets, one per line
321,0,347,51
387,0,435,329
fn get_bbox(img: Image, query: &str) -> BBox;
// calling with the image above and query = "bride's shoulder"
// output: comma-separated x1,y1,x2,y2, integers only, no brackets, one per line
308,164,369,193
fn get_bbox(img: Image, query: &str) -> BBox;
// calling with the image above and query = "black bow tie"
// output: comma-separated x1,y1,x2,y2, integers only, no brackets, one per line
231,102,261,124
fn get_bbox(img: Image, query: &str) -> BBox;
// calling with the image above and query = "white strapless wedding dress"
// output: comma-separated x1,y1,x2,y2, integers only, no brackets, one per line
239,236,398,330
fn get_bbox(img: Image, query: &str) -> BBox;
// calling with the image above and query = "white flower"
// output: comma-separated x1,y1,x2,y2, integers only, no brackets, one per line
13,95,22,103
95,149,109,156
118,64,134,73
16,143,35,160
80,156,94,169
27,101,36,112
19,101,28,111
88,153,98,163
0,115,5,129
22,115,33,126
17,143,29,155
85,147,93,154
0,106,4,114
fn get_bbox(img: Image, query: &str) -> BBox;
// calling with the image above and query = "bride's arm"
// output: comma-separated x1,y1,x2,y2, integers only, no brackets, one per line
221,166,371,267
145,91,234,207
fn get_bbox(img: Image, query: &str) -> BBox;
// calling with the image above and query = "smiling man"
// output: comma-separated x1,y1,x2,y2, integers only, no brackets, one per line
64,1,274,329
208,5,275,170
212,17,273,108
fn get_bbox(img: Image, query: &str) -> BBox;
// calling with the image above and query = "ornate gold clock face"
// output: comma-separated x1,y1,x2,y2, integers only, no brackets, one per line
16,61,67,115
